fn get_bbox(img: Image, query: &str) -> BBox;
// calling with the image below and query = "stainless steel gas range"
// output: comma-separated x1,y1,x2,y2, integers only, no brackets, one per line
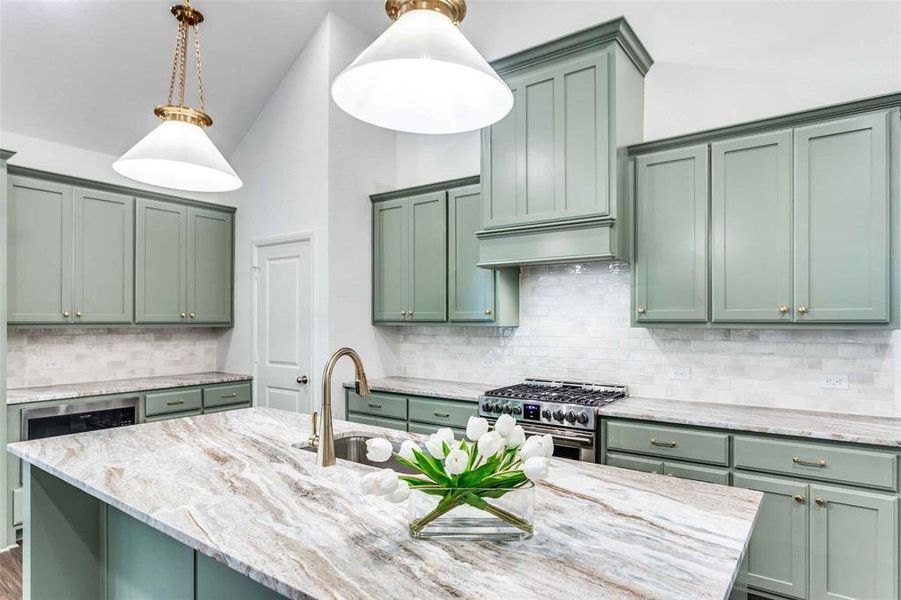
479,379,627,462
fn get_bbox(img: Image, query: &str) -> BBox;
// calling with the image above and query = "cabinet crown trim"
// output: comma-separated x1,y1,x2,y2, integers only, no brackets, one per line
490,16,653,77
476,215,615,239
0,148,16,161
370,175,479,203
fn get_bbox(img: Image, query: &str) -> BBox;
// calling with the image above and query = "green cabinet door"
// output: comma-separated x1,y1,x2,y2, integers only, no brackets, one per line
733,473,808,599
107,507,193,600
481,51,611,228
7,176,73,323
407,191,446,322
793,112,890,323
712,130,793,323
448,184,495,322
196,553,284,600
634,145,709,322
809,484,898,600
73,188,134,324
373,198,408,323
187,207,233,323
135,198,188,323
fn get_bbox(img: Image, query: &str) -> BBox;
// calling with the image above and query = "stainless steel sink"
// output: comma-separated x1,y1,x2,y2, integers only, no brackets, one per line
294,435,416,474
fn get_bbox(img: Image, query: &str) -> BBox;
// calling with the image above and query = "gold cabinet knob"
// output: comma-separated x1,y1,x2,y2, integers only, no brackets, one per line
797,305,808,315
637,306,647,315
779,306,790,314
189,313,196,319
180,312,187,319
63,311,70,318
815,496,826,506
400,310,405,317
75,311,82,318
485,308,493,315
794,494,805,504
407,310,413,317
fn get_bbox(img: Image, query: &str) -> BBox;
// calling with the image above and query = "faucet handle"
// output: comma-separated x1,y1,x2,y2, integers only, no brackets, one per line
309,411,320,448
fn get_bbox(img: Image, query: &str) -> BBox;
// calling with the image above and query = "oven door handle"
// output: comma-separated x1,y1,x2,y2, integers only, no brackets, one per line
519,428,594,448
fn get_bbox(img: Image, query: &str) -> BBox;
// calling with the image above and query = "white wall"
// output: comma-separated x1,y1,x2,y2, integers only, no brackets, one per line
394,132,480,189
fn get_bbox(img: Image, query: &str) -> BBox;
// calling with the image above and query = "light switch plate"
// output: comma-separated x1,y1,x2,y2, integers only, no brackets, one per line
41,359,61,370
669,367,691,381
820,375,849,390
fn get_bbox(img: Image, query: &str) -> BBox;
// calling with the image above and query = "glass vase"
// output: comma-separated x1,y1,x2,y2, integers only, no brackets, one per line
408,482,534,541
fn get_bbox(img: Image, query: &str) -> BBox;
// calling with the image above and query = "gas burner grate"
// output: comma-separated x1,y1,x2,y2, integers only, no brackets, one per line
484,379,627,407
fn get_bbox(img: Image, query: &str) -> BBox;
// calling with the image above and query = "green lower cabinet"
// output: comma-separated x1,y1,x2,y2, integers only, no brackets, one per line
606,452,662,474
144,408,203,423
196,553,285,600
407,421,466,438
347,412,407,431
734,473,809,599
107,507,193,600
663,460,730,485
808,484,898,600
407,397,477,429
202,402,251,414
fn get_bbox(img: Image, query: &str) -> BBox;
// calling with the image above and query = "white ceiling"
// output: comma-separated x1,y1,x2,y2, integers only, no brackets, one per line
2,0,899,157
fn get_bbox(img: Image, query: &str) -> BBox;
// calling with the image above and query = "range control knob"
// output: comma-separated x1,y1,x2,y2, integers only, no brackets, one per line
576,412,589,425
483,402,495,413
565,411,577,423
552,410,565,422
541,409,552,420
512,405,522,415
502,404,513,414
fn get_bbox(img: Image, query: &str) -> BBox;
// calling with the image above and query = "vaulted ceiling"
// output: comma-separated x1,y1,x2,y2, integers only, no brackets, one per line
2,0,898,157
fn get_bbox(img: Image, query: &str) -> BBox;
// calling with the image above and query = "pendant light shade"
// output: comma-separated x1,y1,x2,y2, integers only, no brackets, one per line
114,1,241,192
114,120,241,193
331,2,513,135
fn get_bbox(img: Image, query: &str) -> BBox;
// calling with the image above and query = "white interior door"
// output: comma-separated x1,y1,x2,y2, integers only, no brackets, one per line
254,239,312,413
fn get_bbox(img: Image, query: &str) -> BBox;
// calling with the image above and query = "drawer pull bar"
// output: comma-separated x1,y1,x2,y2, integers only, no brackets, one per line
368,403,383,409
220,393,238,399
166,400,185,406
792,457,827,468
649,438,677,448
433,412,451,418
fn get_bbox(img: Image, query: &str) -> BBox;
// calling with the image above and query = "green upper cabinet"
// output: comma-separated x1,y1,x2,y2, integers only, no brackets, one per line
477,18,651,269
794,112,890,323
73,188,134,323
8,178,133,324
372,177,520,326
633,144,709,322
448,185,494,322
7,176,73,324
808,484,898,600
136,198,188,323
711,130,793,323
187,207,233,323
407,192,447,322
373,198,408,323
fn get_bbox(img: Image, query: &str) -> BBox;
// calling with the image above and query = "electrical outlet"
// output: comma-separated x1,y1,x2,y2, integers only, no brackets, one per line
41,359,61,370
820,375,849,390
165,351,181,361
669,367,691,381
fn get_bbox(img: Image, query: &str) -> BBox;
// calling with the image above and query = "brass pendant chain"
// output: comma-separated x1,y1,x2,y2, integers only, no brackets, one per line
164,1,204,112
193,23,205,113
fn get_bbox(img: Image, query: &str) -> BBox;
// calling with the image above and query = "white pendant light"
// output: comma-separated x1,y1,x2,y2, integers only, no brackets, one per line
114,1,242,192
331,0,513,135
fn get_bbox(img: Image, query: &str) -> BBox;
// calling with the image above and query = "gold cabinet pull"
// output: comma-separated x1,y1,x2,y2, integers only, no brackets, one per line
797,305,808,315
793,457,826,468
189,313,196,319
815,497,826,506
75,311,83,318
778,305,790,314
180,312,187,319
433,411,451,418
63,311,70,318
650,438,677,448
220,393,237,399
400,310,405,317
650,470,658,475
166,399,184,406
485,308,493,315
637,306,647,315
407,310,413,317
794,494,805,504
368,403,383,409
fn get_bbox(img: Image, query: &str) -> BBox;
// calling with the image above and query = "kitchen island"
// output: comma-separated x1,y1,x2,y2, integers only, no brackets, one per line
9,408,762,599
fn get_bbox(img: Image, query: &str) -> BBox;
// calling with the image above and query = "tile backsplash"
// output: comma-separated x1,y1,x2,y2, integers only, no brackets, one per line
395,263,898,417
7,327,220,389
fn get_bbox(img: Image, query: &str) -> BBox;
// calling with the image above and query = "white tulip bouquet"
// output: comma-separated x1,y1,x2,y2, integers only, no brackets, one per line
359,414,553,536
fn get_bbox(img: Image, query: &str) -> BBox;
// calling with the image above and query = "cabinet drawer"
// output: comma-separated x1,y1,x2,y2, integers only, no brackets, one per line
606,421,729,465
606,452,663,474
347,391,407,420
203,382,251,409
145,389,202,417
733,436,898,491
408,397,477,428
144,408,203,423
664,461,730,486
408,421,466,438
347,412,407,432
203,402,250,415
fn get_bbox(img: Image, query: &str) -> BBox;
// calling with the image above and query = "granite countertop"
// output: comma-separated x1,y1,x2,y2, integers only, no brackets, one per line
9,408,762,600
343,376,501,403
6,371,252,405
601,397,901,448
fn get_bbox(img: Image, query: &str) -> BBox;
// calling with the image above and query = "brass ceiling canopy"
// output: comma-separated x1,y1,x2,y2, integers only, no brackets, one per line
385,0,467,25
155,0,212,128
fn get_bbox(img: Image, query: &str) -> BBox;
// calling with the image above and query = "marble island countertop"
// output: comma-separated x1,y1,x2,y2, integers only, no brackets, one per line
343,376,503,403
10,408,761,600
6,371,252,405
601,397,901,448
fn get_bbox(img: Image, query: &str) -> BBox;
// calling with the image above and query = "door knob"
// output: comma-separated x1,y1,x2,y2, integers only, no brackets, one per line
297,376,309,385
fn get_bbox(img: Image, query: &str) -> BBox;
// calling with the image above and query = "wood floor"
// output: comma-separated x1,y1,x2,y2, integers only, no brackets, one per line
0,544,22,600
